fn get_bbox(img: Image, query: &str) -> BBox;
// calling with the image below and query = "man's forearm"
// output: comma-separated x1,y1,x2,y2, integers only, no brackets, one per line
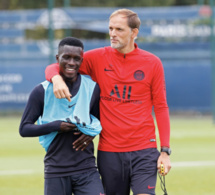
155,108,170,148
45,63,60,82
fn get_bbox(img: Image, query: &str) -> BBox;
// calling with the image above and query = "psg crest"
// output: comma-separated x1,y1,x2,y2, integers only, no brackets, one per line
134,70,144,81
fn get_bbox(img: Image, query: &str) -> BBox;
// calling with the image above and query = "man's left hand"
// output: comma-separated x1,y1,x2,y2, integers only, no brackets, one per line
157,152,171,176
73,132,95,151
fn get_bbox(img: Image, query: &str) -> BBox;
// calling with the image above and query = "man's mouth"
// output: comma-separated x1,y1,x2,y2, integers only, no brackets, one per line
111,40,118,42
66,67,76,73
110,38,118,43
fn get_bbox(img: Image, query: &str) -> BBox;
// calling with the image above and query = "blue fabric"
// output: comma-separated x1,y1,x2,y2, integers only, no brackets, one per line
98,148,160,195
38,75,102,151
44,170,104,195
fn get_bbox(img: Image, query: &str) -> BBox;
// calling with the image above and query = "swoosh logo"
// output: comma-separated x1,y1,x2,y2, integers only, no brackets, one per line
148,185,155,189
104,68,114,71
68,103,76,108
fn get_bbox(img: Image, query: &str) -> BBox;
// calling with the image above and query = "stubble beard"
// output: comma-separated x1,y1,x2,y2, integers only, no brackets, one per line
110,41,123,49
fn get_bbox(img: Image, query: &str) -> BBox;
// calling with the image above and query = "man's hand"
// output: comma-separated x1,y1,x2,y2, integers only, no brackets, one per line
52,75,72,102
59,122,77,133
73,133,95,151
157,152,171,176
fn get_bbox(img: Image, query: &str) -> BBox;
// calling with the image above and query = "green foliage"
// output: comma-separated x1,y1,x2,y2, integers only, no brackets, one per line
0,0,47,10
69,0,176,7
25,26,48,40
0,114,215,195
25,28,107,40
0,0,200,10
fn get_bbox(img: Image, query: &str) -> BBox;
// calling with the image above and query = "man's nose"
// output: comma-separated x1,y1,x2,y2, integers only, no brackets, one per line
68,58,75,65
110,29,116,36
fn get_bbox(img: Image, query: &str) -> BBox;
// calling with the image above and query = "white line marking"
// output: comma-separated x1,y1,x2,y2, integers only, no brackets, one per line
172,161,215,167
0,161,215,175
0,169,37,176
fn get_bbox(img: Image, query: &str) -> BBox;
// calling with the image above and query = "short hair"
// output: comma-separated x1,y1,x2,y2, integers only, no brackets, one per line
58,37,84,50
110,9,141,30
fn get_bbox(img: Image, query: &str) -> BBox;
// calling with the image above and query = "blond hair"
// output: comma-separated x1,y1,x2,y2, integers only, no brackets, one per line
110,9,141,29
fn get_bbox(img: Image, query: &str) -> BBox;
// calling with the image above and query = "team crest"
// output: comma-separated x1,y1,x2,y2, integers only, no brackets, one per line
134,70,144,81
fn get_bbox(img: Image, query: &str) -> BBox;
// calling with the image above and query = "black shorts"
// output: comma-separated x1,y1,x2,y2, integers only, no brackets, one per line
44,170,104,195
97,148,160,195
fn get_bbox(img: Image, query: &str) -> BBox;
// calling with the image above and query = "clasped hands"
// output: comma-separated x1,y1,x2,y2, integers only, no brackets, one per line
60,122,94,151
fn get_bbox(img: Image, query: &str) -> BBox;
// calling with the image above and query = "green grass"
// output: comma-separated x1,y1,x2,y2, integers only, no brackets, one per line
155,115,215,195
0,114,215,195
0,115,45,195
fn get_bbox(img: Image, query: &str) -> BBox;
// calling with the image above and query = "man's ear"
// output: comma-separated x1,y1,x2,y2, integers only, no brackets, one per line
132,28,139,39
56,55,59,62
80,50,84,63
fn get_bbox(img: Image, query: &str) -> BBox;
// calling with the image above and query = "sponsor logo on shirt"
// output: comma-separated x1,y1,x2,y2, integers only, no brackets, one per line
100,84,142,105
110,84,131,99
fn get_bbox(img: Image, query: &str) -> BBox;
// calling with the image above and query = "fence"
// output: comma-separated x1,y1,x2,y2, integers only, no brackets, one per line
0,6,213,113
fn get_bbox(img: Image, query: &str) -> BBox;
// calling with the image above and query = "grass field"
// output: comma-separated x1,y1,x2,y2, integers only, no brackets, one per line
0,114,215,195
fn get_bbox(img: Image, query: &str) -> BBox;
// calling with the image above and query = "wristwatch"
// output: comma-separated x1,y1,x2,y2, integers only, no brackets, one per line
161,147,171,155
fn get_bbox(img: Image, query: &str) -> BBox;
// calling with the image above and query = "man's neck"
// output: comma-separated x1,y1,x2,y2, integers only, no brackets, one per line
62,75,78,84
116,43,136,54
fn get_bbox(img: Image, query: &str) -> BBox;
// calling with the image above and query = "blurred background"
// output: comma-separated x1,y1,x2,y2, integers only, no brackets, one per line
1,1,215,195
0,0,214,120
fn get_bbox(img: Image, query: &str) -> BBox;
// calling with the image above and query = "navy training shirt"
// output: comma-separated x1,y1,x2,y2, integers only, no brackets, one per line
19,74,100,178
